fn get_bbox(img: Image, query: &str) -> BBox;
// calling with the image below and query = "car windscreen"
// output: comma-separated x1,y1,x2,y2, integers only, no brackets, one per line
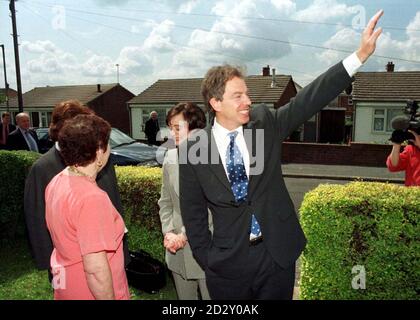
109,128,136,148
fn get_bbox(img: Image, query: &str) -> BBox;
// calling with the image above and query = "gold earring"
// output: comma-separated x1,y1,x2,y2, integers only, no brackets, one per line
97,160,103,168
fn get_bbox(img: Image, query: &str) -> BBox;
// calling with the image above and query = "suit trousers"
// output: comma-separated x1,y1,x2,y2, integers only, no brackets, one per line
172,272,211,300
205,241,296,300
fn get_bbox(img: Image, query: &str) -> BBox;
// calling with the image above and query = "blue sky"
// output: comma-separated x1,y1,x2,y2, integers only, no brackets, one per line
1,0,419,95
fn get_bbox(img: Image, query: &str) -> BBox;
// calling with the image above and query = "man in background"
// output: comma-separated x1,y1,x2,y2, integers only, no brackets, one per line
0,112,16,149
145,111,160,146
6,113,39,152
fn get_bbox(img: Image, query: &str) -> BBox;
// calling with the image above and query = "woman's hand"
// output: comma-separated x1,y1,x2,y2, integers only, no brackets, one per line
164,232,187,253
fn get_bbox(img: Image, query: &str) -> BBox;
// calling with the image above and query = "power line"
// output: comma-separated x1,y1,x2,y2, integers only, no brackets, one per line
21,0,420,32
62,11,317,78
21,1,420,64
19,3,102,56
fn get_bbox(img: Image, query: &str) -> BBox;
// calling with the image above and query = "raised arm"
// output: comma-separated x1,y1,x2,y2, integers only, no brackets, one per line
274,10,384,139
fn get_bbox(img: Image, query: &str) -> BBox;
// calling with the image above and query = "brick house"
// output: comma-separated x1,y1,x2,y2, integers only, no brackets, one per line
1,83,134,134
352,62,420,144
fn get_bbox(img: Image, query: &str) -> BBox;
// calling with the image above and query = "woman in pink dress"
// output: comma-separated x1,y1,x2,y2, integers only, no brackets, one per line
45,114,130,300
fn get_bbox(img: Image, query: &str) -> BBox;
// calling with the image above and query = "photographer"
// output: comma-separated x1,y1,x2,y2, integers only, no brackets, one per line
387,129,420,187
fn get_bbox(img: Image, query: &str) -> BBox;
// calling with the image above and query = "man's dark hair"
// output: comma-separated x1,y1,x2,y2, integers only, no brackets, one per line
201,65,245,116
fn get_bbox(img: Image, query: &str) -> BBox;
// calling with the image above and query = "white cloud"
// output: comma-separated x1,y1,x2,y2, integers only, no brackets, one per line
116,46,153,74
178,0,200,14
293,0,357,22
21,40,58,54
81,55,115,77
172,0,296,73
317,11,420,71
316,28,359,65
142,19,175,53
270,0,296,14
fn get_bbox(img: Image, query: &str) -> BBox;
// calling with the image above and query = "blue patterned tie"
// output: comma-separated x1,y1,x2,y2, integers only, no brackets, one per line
25,131,38,152
226,132,261,239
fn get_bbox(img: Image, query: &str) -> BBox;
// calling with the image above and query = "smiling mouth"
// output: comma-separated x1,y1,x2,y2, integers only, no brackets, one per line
239,110,250,115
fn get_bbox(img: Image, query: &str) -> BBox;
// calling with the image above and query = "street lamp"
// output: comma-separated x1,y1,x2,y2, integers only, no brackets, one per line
0,44,9,111
115,63,120,84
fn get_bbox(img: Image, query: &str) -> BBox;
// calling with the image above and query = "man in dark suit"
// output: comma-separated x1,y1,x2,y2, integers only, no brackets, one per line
144,111,160,145
6,112,39,152
24,100,130,279
179,11,384,299
0,112,16,149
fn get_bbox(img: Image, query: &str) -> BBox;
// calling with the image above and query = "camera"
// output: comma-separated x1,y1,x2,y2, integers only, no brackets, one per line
390,100,420,144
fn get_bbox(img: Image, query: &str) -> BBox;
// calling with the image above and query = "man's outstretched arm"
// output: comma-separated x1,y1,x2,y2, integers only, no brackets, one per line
274,10,384,139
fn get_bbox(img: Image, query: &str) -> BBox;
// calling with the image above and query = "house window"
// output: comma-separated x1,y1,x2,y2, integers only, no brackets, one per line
40,111,52,128
31,112,40,127
373,109,385,132
386,109,404,132
372,108,404,133
348,97,353,105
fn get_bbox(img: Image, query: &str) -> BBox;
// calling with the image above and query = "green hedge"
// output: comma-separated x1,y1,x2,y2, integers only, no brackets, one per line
300,182,420,300
0,151,165,262
0,150,41,243
115,166,164,262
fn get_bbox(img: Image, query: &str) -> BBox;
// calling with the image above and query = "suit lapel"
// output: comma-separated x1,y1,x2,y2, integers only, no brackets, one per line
205,126,232,193
244,120,266,197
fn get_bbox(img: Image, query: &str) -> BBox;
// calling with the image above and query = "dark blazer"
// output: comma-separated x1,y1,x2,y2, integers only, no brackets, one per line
24,146,130,270
0,123,16,149
145,118,160,145
6,128,39,151
179,61,353,280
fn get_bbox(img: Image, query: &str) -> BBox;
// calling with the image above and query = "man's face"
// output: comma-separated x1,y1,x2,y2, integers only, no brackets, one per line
17,115,30,130
212,77,251,130
151,112,158,120
2,114,10,125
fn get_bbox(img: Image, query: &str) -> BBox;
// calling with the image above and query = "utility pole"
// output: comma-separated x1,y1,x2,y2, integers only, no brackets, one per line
115,63,120,84
10,0,23,112
0,44,9,112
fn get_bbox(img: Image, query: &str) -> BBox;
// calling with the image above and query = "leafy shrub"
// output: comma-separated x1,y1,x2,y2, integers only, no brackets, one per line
115,166,165,261
0,150,41,242
300,182,420,300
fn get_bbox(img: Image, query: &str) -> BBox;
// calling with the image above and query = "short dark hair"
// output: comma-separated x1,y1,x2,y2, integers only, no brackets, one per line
201,65,244,115
58,114,111,167
49,100,93,142
1,112,10,119
166,102,206,130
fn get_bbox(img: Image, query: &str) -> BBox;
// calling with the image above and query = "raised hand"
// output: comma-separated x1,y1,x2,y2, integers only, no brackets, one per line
356,9,384,63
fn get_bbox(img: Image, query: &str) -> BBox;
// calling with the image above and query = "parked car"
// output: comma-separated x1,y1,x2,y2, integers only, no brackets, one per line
34,127,54,154
34,127,162,167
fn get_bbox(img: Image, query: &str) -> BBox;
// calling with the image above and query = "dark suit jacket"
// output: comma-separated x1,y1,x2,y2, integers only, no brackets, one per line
179,61,353,280
24,146,130,270
0,123,16,149
145,118,160,145
6,128,39,151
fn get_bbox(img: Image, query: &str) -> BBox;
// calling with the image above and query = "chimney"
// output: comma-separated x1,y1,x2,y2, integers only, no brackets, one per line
386,61,394,72
271,68,276,88
262,65,270,76
97,84,101,92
